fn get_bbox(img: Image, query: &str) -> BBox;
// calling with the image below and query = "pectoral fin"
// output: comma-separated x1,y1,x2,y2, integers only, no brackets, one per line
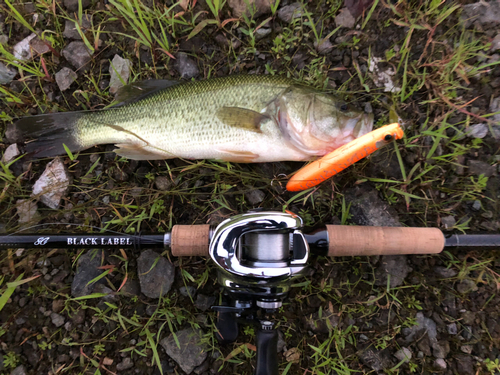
216,107,269,133
215,149,259,163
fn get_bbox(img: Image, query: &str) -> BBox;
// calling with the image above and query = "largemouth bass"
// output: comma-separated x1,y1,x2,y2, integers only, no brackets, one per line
11,75,374,162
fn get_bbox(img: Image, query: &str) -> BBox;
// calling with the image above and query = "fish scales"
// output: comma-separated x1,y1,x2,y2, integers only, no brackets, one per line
12,75,374,162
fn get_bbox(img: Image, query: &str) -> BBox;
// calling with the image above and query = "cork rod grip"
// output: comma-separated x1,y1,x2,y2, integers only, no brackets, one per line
171,225,210,256
326,225,445,257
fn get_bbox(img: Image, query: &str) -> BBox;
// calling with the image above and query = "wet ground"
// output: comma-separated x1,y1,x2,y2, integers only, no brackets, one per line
0,0,500,374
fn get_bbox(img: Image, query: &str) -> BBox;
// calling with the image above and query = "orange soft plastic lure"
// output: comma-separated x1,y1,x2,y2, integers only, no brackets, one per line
286,123,404,192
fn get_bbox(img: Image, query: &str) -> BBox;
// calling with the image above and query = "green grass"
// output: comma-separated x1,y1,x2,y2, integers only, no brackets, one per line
0,0,499,374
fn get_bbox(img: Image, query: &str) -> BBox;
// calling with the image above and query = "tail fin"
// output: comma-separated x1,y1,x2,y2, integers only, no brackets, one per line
9,112,85,158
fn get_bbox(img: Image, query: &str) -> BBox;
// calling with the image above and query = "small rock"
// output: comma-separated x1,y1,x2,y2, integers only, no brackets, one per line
109,54,132,94
52,299,65,313
277,3,303,23
154,176,173,191
51,312,65,327
375,255,411,288
2,143,20,164
175,52,199,79
137,249,175,298
71,308,85,325
31,157,72,209
466,123,488,138
368,56,400,93
63,15,92,40
454,354,474,375
403,312,437,345
228,0,271,18
335,8,356,28
62,41,93,70
30,36,51,55
447,323,458,335
55,67,78,91
461,1,500,29
457,279,478,294
492,34,500,51
441,215,456,229
255,27,272,40
394,347,411,363
179,286,197,297
11,365,27,375
314,38,334,54
304,308,339,334
64,0,91,12
467,160,496,177
13,33,37,60
284,347,300,363
120,279,141,296
433,340,450,359
471,200,481,211
116,357,134,371
460,345,473,354
345,185,400,227
0,62,16,84
0,35,8,45
462,326,473,341
277,330,286,352
434,266,457,278
160,328,209,374
16,199,40,226
195,294,216,311
359,348,394,371
434,358,447,370
71,250,106,297
245,189,265,205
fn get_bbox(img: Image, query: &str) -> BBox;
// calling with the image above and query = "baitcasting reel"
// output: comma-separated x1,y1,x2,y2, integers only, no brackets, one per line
209,211,310,375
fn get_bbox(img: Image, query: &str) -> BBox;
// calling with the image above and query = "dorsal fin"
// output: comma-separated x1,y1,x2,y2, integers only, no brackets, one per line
111,79,180,107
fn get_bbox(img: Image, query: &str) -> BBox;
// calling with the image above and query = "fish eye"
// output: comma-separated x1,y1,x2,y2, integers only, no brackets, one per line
384,134,393,141
339,103,348,112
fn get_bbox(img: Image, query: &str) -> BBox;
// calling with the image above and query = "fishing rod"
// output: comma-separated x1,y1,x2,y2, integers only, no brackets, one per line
2,211,499,375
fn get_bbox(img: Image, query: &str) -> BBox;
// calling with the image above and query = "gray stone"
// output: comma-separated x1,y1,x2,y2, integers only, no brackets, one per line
51,312,65,327
64,0,91,12
462,326,473,341
314,38,334,54
461,1,500,29
0,35,8,45
245,189,265,205
304,308,339,334
447,323,458,335
180,286,197,297
160,327,209,374
71,250,106,297
16,199,40,226
55,67,77,91
441,215,456,229
228,0,271,18
194,294,215,311
359,348,394,372
471,200,481,211
454,354,474,375
116,357,134,371
335,8,356,29
457,279,478,294
30,37,51,55
11,365,27,375
31,157,72,209
434,358,447,370
467,159,496,177
345,185,400,227
63,15,92,40
137,249,175,298
2,143,20,164
0,62,16,84
394,347,411,363
403,312,437,346
277,330,286,352
13,33,36,60
434,266,457,278
254,27,272,40
492,34,500,51
375,255,411,288
175,52,199,79
109,54,132,94
121,279,141,296
62,41,93,70
277,3,303,23
466,123,488,138
433,340,450,359
154,176,173,191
